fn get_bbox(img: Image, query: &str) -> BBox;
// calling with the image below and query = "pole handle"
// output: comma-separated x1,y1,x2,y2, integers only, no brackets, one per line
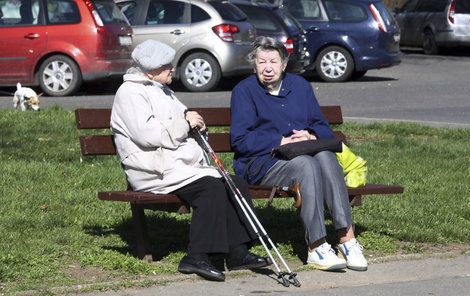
288,182,302,208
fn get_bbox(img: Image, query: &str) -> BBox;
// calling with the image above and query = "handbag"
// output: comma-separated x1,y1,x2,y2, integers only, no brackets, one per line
272,137,343,160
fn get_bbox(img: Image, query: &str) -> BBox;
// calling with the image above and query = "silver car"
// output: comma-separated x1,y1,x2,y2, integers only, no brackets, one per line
394,0,470,54
115,0,256,91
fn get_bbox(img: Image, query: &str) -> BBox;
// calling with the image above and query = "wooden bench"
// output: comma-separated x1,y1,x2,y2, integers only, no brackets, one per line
75,106,404,262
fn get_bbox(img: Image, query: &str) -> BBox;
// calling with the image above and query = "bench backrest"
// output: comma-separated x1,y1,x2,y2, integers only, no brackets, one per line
75,106,345,156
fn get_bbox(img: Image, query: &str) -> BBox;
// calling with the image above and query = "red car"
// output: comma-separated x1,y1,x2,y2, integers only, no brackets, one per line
0,0,133,96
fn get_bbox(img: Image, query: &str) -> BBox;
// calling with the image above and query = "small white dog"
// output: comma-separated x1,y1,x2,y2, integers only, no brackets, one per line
13,83,42,111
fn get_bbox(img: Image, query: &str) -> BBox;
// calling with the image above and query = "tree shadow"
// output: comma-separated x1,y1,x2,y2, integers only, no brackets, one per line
84,205,368,264
84,214,190,260
402,47,470,57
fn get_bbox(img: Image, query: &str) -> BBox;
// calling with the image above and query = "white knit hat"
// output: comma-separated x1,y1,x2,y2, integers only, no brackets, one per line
131,40,175,71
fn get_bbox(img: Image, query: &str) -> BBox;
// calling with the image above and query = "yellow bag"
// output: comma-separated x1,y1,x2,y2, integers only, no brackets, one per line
336,143,367,188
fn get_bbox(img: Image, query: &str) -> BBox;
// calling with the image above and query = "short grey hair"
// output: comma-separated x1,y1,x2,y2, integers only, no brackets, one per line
247,36,289,67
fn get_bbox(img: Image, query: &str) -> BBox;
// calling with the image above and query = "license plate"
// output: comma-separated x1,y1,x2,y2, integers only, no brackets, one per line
119,36,132,46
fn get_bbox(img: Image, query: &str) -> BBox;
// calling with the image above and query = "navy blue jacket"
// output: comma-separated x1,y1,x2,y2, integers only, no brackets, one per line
230,73,335,184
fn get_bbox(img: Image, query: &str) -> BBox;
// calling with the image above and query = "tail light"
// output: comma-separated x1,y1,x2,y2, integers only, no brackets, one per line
369,3,387,32
212,24,239,42
283,38,294,54
84,0,105,29
448,0,456,24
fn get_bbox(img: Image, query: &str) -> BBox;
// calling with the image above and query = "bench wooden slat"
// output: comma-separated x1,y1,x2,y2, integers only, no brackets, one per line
348,183,404,195
79,132,348,156
79,135,116,155
97,183,403,208
190,108,231,126
75,106,343,130
76,108,112,129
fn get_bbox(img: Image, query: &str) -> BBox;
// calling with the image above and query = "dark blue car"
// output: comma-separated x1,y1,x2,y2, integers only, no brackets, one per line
283,0,402,82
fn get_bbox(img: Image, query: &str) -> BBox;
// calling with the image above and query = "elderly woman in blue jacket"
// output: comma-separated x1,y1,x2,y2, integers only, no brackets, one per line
230,36,368,272
111,40,270,282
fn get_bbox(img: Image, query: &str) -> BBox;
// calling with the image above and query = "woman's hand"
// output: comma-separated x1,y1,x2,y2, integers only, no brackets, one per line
185,111,206,131
291,129,316,141
280,129,316,145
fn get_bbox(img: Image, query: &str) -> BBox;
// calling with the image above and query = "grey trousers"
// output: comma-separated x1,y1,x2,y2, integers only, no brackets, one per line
261,151,352,244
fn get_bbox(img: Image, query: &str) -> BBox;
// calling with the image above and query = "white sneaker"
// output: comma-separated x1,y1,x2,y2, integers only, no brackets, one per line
337,238,368,271
307,242,347,271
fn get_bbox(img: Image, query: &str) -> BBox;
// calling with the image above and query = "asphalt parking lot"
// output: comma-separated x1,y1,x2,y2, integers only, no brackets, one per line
1,51,469,128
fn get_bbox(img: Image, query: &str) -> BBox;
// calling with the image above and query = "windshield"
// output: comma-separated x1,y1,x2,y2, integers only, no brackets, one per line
209,1,248,21
92,0,128,24
276,7,304,34
455,0,470,13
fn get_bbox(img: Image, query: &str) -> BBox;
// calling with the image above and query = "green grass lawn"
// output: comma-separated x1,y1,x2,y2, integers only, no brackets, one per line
0,107,469,294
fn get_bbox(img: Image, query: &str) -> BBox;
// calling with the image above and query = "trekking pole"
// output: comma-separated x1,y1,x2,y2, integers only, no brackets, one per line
191,129,301,287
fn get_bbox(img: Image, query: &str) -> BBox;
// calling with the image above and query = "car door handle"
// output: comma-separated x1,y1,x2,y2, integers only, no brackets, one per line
308,26,320,32
24,33,40,39
170,29,184,35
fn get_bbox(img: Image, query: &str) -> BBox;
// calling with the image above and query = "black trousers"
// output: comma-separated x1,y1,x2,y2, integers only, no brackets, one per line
172,175,256,255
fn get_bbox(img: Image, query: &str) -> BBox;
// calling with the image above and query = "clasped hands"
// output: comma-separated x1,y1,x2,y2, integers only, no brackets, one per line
280,129,316,146
185,111,207,131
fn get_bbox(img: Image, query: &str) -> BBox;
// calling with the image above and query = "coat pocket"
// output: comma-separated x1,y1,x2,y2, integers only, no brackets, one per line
122,148,172,175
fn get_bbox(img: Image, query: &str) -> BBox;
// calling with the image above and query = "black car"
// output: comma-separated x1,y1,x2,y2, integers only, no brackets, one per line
231,0,310,73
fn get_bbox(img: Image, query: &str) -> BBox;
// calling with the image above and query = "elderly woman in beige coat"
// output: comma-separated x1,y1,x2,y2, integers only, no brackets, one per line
110,40,270,282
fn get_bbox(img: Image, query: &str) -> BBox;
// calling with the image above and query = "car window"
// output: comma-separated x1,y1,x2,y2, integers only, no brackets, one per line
415,0,447,12
92,0,128,24
455,0,470,13
209,1,247,21
191,4,210,23
276,8,303,33
0,0,41,26
46,0,80,24
116,0,137,24
146,0,188,25
237,5,282,31
284,0,322,20
324,0,367,22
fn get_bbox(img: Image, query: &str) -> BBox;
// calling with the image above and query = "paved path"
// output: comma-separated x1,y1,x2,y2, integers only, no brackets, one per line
74,252,469,296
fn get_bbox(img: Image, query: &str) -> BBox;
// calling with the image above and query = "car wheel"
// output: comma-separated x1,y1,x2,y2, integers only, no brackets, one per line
315,46,354,82
180,53,221,92
351,70,367,80
38,55,82,96
423,30,439,55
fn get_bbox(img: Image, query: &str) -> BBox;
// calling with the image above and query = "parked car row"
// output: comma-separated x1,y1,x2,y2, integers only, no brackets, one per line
393,0,470,54
0,0,405,96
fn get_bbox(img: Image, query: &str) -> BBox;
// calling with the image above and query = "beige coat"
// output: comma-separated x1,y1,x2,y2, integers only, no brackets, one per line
110,69,220,194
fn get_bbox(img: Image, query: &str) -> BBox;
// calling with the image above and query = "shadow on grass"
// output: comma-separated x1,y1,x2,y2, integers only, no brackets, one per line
85,206,368,263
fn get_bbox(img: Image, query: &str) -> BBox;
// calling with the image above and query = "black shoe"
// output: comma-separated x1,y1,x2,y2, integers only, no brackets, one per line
226,252,273,271
178,255,225,282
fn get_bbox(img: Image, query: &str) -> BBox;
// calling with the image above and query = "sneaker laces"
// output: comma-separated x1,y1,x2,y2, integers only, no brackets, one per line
344,239,364,255
317,242,336,256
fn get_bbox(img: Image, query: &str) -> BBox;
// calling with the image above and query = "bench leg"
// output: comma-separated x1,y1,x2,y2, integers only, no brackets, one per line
349,194,362,206
130,203,153,262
